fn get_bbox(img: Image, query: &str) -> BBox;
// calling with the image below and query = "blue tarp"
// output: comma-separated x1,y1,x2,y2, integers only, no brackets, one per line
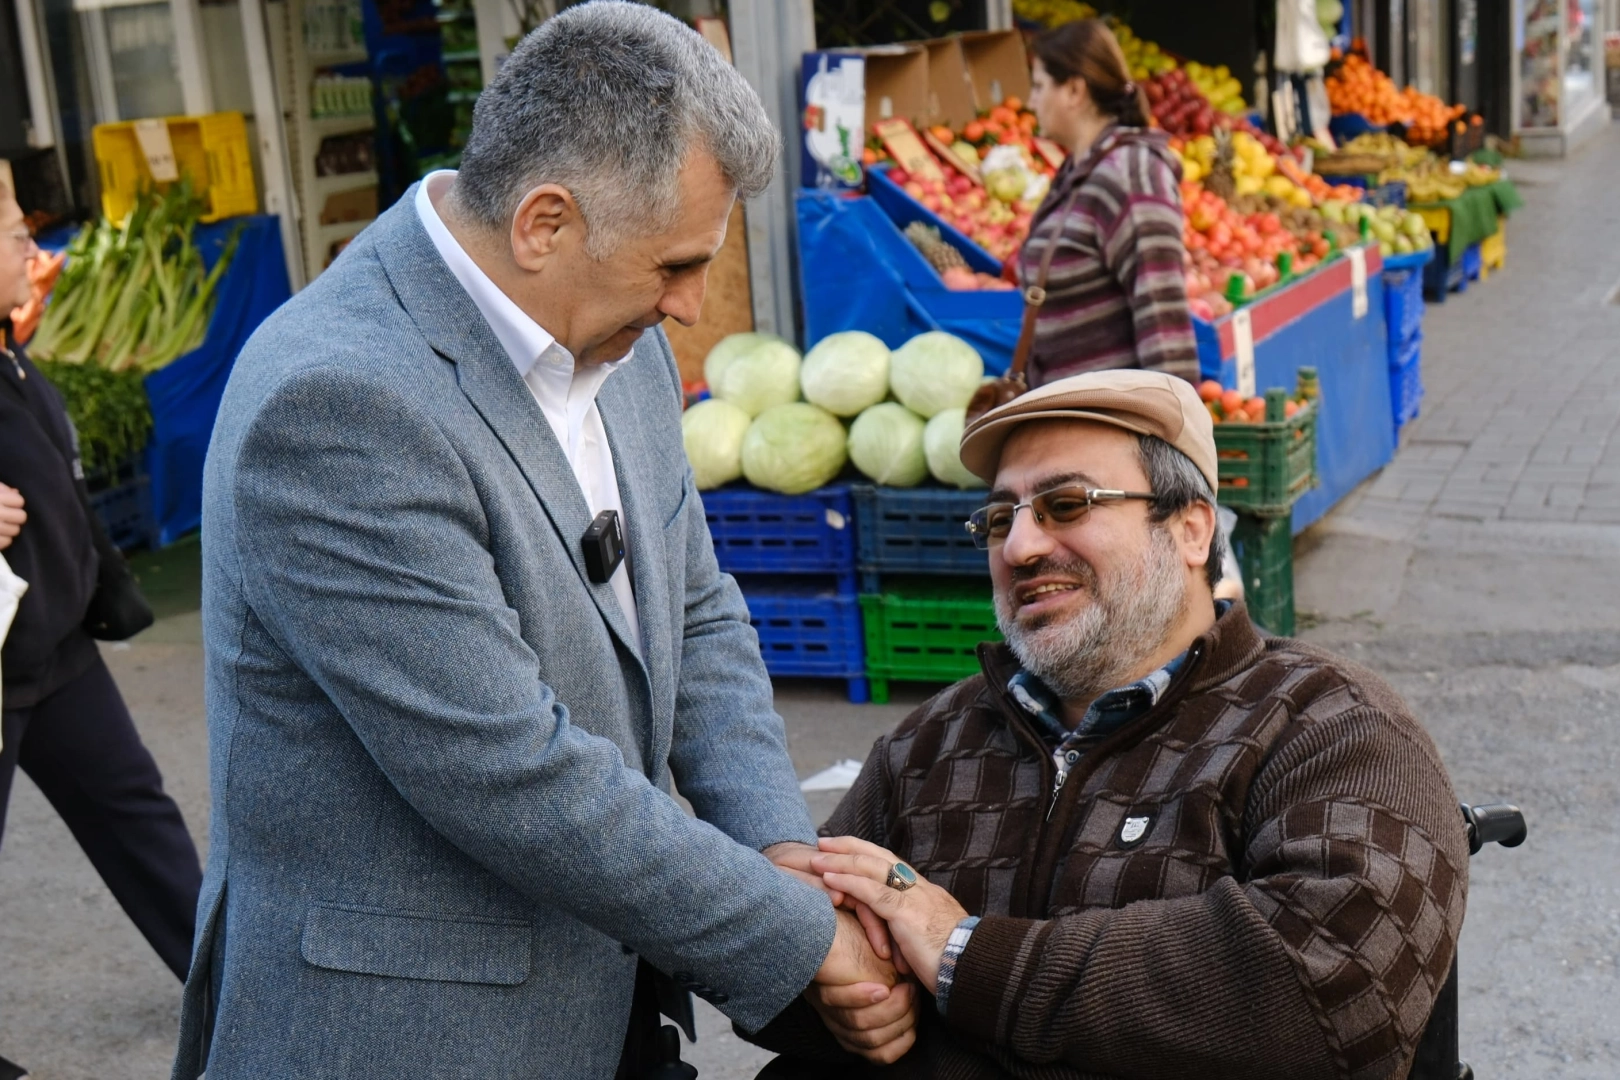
1197,271,1395,533
796,190,1019,375
143,215,290,544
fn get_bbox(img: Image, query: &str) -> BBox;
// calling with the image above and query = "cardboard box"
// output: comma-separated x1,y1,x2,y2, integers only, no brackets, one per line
921,37,977,129
801,45,930,189
959,30,1031,112
320,185,378,225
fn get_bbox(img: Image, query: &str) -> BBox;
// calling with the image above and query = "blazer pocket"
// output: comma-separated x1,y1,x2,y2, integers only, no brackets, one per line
662,476,692,530
300,902,532,986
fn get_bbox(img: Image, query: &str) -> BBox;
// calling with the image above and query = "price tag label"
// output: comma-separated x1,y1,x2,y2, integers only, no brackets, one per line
1349,246,1368,319
872,118,943,182
1233,309,1256,398
133,119,180,182
1032,137,1068,170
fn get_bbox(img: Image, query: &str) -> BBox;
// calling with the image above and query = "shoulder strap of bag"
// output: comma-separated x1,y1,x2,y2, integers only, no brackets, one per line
1007,132,1126,381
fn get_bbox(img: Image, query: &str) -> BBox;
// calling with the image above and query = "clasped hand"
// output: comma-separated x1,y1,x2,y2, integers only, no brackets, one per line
765,837,969,1065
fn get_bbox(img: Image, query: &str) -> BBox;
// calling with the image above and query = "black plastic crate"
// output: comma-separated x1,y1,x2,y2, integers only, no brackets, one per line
86,457,160,552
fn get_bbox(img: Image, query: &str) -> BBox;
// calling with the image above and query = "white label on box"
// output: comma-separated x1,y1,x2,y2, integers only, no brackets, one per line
1233,309,1256,398
1349,247,1368,319
133,119,180,182
825,508,846,531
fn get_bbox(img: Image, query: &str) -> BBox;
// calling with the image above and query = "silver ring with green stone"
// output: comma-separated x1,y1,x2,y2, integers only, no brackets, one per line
885,862,918,891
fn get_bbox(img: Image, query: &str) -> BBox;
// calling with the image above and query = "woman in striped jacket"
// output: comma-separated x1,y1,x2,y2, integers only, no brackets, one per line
1022,20,1199,387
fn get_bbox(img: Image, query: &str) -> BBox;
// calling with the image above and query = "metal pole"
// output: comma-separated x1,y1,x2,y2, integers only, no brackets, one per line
171,0,215,115
728,0,814,345
239,0,307,290
13,0,59,148
984,0,1013,31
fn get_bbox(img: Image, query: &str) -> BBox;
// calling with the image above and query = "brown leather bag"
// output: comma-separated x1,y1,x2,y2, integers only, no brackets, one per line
964,134,1124,424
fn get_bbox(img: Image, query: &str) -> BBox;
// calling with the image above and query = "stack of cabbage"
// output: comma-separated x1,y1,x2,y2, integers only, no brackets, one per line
681,330,987,495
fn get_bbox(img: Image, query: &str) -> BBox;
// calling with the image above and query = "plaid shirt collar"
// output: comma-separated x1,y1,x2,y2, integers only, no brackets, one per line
1007,602,1231,782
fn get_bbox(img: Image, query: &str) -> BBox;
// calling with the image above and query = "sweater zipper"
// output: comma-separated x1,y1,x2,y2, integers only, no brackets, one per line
1019,642,1206,917
1,341,21,381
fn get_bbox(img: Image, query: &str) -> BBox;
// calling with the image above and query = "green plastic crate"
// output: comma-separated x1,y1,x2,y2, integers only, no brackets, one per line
1230,512,1294,636
1214,393,1318,514
859,578,1003,704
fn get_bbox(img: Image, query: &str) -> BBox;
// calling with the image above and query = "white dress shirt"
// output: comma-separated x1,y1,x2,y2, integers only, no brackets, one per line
416,172,641,654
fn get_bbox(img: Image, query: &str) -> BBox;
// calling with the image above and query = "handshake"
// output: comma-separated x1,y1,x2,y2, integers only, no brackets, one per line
765,836,971,1065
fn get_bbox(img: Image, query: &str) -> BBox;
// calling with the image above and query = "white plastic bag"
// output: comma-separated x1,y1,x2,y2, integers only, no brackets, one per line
0,553,28,746
1275,0,1331,73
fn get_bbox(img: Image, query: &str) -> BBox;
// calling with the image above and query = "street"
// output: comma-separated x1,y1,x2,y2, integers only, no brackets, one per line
3,125,1618,1079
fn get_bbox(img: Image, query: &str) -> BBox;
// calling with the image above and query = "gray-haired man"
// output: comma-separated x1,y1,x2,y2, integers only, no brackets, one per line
173,5,903,1079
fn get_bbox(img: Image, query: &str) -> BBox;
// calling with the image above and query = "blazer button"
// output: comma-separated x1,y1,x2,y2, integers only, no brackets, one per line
674,971,695,986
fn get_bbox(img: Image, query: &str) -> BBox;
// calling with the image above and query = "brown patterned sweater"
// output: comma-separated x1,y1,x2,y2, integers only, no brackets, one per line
750,605,1468,1080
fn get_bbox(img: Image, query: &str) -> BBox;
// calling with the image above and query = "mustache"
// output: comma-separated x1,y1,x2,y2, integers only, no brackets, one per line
1008,554,1098,590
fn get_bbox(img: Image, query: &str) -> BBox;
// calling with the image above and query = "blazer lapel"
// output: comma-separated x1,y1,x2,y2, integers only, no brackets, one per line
370,191,647,677
597,359,677,743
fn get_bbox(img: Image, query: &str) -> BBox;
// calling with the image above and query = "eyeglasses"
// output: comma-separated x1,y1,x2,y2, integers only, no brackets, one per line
965,485,1157,550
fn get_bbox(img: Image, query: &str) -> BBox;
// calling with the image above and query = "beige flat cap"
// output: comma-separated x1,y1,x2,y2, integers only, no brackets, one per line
960,370,1218,490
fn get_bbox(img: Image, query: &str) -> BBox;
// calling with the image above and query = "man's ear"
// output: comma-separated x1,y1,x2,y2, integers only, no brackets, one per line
510,184,579,271
1175,499,1218,575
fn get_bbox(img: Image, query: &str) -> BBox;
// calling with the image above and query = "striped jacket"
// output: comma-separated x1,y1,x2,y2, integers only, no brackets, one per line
748,604,1469,1079
1020,127,1199,386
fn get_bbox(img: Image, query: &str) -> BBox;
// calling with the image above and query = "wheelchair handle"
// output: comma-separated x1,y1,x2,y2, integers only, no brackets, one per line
1462,802,1526,856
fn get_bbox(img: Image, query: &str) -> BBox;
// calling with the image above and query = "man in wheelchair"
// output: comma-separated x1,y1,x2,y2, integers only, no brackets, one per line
753,372,1471,1079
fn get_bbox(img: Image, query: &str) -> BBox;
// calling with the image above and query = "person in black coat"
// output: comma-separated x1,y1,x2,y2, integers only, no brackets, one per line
0,181,202,1080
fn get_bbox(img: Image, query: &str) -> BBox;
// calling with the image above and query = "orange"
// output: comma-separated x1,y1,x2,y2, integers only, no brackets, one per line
1197,379,1224,403
1219,389,1245,415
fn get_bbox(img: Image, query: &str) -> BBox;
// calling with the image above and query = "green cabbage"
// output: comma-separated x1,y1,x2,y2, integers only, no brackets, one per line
710,338,802,417
848,403,928,487
890,332,984,419
800,331,890,417
741,403,848,494
923,407,986,489
680,398,753,490
703,332,788,390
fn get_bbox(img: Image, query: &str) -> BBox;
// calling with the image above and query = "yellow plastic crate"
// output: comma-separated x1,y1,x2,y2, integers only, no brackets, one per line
1479,216,1506,279
92,111,258,224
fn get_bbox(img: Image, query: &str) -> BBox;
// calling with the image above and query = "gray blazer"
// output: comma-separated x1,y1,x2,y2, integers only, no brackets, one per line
173,192,836,1079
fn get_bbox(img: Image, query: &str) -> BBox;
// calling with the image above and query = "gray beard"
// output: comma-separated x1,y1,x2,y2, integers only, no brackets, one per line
994,525,1190,703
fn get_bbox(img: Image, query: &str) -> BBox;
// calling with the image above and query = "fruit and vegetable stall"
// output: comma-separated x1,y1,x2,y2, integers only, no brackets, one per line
10,113,293,549
676,9,1524,699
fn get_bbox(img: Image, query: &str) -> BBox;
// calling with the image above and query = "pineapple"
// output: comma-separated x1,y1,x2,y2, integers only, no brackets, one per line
904,222,966,275
1205,129,1237,203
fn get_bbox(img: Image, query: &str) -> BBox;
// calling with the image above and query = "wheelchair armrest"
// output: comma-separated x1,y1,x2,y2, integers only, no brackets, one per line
1461,802,1527,856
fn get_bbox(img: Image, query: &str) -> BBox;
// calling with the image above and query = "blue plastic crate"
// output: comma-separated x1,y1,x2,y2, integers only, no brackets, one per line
87,458,160,551
737,577,867,703
1363,181,1408,209
1462,243,1483,282
703,484,855,584
1422,244,1468,301
1391,332,1424,437
1383,267,1425,350
852,484,989,591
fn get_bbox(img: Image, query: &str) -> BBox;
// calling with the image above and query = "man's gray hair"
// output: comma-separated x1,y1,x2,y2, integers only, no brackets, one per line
1136,435,1227,591
453,1,779,257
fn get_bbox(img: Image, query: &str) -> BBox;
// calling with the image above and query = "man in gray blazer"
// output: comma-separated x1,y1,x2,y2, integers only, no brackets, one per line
174,5,911,1077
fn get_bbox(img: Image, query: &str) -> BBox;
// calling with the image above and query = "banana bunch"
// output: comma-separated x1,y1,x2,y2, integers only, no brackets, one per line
1401,175,1468,201
1462,160,1500,187
1011,0,1097,26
